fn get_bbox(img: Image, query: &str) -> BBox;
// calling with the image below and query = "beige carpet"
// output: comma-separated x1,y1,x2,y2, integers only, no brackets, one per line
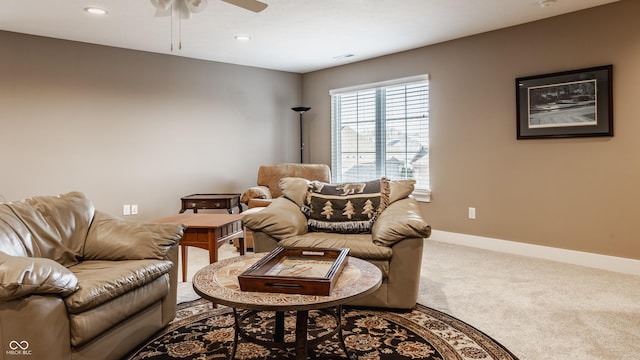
177,240,640,360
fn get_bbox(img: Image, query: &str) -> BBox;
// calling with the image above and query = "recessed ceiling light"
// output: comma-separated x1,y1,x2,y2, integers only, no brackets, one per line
333,54,355,61
538,0,557,8
84,7,108,15
234,35,252,41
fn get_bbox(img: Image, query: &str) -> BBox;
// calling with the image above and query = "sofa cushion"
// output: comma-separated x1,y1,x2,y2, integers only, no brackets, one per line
277,233,391,279
278,233,392,260
0,252,79,301
0,192,95,267
303,178,390,233
0,206,34,257
84,211,185,261
65,259,173,313
69,275,169,347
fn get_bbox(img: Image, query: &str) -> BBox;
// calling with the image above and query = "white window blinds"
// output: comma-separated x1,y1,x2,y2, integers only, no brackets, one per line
330,75,430,199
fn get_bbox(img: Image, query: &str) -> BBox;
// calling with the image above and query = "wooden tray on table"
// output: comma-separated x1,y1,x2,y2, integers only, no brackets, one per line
238,247,349,296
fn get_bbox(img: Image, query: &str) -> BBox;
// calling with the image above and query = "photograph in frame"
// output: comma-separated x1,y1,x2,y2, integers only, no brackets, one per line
516,65,613,139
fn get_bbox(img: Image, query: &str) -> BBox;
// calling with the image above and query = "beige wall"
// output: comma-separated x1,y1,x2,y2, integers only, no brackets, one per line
2,1,638,260
302,0,640,260
1,32,302,219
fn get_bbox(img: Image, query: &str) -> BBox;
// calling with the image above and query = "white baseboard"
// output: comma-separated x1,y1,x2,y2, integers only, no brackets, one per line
430,230,640,276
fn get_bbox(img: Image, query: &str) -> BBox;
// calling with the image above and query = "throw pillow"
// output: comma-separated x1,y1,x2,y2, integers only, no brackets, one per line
303,178,390,233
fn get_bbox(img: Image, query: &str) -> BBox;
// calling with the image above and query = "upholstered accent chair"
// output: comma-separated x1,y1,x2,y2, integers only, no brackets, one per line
239,163,331,249
243,177,431,309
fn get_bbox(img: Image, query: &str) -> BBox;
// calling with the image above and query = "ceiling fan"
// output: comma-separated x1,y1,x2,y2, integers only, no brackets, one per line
150,0,268,19
151,0,267,51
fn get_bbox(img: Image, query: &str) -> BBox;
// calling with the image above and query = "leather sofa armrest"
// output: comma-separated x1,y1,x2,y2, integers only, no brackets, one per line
241,186,272,205
248,198,274,208
242,197,308,240
0,252,79,301
84,211,186,261
372,198,431,247
0,296,72,359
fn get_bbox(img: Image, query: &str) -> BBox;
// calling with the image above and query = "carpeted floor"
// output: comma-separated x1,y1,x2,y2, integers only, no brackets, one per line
126,299,518,360
157,241,640,359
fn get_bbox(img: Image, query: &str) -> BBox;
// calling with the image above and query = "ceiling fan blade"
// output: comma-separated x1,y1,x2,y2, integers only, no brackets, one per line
221,0,268,13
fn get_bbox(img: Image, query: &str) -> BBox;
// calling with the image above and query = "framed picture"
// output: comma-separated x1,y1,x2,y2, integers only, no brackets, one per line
516,65,613,139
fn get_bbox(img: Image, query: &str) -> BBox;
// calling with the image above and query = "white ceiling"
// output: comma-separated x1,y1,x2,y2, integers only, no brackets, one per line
0,0,618,74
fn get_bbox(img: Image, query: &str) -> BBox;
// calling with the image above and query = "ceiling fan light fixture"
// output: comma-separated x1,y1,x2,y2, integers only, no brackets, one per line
84,7,108,15
150,0,173,11
234,35,252,41
185,0,208,13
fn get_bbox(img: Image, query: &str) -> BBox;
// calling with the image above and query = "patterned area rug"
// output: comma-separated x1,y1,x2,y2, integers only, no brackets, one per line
126,299,518,360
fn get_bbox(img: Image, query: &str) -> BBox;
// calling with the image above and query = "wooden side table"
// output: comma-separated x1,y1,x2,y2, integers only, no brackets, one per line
154,213,245,282
179,193,242,214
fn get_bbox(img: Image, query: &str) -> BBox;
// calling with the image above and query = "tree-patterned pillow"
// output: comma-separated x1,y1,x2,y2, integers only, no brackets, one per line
302,178,390,233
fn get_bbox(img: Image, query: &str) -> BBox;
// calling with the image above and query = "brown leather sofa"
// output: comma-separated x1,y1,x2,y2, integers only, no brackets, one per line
0,192,185,360
243,178,431,309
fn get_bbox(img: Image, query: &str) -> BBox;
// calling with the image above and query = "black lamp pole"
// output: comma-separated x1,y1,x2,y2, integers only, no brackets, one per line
291,107,311,163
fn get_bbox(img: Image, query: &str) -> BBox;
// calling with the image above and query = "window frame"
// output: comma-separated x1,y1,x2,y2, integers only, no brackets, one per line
329,75,431,202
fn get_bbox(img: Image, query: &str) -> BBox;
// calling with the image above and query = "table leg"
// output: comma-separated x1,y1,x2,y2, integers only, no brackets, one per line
295,310,309,360
274,312,285,342
180,245,188,282
336,305,351,359
230,308,240,360
238,236,246,256
207,229,218,264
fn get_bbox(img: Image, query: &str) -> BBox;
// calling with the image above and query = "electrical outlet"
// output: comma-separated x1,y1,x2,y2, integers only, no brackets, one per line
468,207,476,219
131,204,138,215
123,204,131,216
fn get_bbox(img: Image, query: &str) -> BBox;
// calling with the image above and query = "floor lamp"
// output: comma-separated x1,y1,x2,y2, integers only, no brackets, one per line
291,107,311,163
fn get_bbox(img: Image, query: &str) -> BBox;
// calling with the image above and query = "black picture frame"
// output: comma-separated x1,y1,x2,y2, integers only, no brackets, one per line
516,65,613,139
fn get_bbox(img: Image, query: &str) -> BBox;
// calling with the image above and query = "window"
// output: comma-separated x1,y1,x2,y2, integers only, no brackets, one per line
330,75,430,201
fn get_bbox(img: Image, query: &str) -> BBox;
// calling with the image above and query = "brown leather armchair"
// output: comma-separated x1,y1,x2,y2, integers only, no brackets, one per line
239,163,331,249
243,178,431,309
241,163,331,208
0,192,185,360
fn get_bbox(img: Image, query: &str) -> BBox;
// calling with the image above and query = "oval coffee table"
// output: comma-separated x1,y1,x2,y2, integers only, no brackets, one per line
193,253,382,360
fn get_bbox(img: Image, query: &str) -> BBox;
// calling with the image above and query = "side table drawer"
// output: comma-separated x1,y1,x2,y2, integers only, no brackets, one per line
185,200,228,210
179,194,242,214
